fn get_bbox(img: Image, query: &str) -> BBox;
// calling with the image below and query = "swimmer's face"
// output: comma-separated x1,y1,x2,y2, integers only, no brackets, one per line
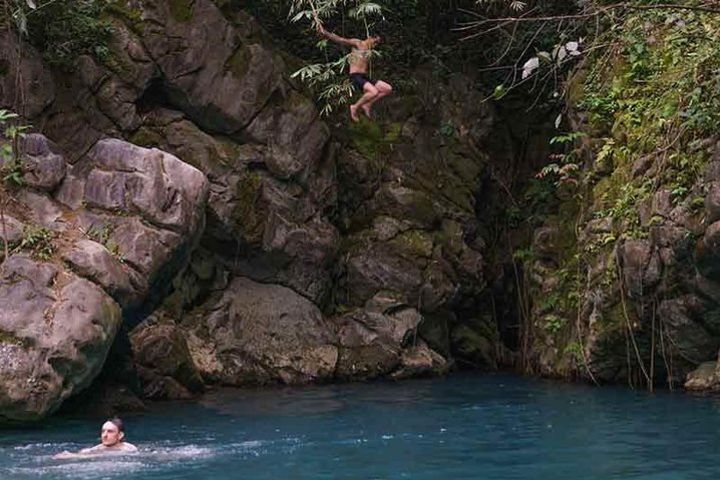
367,35,381,48
100,421,124,447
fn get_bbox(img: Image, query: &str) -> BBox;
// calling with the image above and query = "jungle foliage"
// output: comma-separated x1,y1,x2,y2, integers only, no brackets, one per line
3,0,113,68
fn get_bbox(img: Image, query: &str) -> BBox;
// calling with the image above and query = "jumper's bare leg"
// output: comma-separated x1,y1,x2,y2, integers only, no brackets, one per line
350,83,380,122
360,80,393,118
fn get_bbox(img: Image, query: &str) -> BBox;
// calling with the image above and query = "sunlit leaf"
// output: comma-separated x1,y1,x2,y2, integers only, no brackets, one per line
521,57,539,79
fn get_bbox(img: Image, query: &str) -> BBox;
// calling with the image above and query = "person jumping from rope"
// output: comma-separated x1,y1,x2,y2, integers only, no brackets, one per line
316,21,393,122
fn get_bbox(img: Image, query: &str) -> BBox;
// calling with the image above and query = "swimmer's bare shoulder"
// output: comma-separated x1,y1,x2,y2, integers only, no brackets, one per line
83,442,139,454
118,442,138,453
53,442,138,459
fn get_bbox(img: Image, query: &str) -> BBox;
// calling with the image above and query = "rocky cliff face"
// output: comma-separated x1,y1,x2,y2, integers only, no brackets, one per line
0,0,503,420
0,132,208,420
513,10,720,391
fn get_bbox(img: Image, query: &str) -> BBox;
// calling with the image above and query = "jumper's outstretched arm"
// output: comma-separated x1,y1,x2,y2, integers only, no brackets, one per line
316,23,361,48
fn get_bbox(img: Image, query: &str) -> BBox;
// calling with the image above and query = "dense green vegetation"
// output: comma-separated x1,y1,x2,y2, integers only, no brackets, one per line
510,1,720,387
3,0,112,68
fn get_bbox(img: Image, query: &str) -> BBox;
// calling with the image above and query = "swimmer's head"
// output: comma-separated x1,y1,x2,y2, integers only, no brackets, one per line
101,417,125,447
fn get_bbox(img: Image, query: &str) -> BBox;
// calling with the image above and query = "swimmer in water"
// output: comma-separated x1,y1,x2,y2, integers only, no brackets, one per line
53,417,138,459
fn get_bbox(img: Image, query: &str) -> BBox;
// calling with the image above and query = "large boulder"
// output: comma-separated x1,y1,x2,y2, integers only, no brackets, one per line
333,292,448,380
0,134,209,420
55,138,209,316
685,360,720,392
0,255,121,421
20,134,67,191
130,321,204,399
182,276,338,385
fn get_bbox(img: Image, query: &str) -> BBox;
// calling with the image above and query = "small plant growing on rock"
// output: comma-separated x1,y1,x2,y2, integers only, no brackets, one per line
0,109,28,186
543,314,567,335
87,222,113,245
15,225,54,261
0,109,29,262
106,240,125,264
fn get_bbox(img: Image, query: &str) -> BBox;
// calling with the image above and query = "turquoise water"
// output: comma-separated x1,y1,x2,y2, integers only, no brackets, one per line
2,374,720,479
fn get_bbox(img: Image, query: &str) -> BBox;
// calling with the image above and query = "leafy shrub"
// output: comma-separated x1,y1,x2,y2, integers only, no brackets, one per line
10,0,113,68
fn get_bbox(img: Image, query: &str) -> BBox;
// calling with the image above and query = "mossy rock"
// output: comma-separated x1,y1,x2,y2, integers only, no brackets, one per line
349,119,385,158
0,329,26,347
349,119,402,160
130,127,165,148
227,44,252,79
169,0,195,22
451,321,498,369
231,171,264,243
104,2,144,32
390,229,434,259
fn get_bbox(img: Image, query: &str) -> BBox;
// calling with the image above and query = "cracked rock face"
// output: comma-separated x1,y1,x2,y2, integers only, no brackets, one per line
0,0,471,413
132,109,337,304
0,134,208,421
181,276,339,386
132,0,285,134
55,138,209,314
0,255,122,421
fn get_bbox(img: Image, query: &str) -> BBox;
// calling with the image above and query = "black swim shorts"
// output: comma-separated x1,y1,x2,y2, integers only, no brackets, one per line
349,73,376,91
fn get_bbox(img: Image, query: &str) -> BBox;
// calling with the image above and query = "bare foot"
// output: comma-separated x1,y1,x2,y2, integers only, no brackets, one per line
361,105,372,119
349,105,360,122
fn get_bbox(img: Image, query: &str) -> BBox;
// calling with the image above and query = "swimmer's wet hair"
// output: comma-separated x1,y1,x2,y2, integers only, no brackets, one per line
108,417,125,432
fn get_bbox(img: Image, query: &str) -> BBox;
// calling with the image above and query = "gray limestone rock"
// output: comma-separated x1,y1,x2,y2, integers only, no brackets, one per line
685,360,720,391
0,32,55,117
135,0,284,133
332,298,446,381
0,132,210,420
0,215,23,250
130,321,204,399
183,277,338,386
134,111,337,304
62,239,145,309
55,138,209,308
0,255,122,421
391,341,449,380
20,134,67,191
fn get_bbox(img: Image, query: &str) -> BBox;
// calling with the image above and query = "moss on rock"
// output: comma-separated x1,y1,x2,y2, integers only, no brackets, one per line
227,44,252,79
232,171,264,243
169,0,195,22
390,229,434,259
130,128,165,148
0,330,25,347
451,319,499,368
